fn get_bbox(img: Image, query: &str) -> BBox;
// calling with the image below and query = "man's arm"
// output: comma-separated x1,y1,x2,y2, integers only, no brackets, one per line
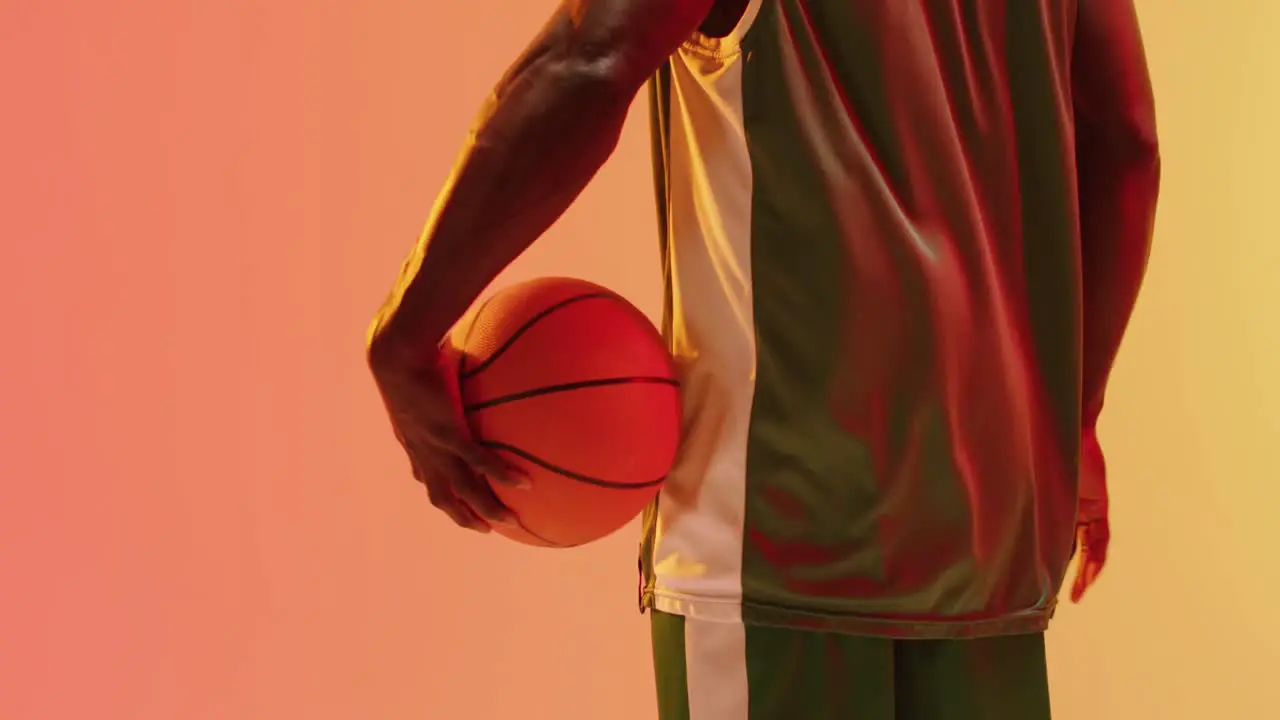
1072,0,1161,516
367,0,714,363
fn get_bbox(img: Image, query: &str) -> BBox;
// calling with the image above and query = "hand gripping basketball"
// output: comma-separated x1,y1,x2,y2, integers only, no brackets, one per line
370,341,529,534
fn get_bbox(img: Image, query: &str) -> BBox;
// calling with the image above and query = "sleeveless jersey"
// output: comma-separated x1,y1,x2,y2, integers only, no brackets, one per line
639,0,1083,639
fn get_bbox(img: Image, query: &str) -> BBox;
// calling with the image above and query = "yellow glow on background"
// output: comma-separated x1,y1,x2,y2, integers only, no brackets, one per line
0,1,1274,718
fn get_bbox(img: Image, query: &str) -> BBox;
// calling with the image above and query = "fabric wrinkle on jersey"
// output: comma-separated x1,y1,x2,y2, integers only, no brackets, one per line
639,0,1084,640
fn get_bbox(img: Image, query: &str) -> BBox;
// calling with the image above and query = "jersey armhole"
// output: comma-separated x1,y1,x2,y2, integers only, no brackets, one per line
681,0,765,58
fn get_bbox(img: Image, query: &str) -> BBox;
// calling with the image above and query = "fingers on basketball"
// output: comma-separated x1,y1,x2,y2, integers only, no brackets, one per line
451,439,529,490
425,481,490,533
446,456,519,528
411,452,488,533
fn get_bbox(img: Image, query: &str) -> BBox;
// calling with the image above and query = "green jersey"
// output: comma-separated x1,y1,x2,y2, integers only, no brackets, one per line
640,0,1083,639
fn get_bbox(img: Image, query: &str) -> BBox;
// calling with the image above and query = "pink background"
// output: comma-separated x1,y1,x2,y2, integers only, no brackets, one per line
1,2,1276,718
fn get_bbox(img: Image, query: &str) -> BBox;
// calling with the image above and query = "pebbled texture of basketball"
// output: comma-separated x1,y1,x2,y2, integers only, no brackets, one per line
446,277,682,548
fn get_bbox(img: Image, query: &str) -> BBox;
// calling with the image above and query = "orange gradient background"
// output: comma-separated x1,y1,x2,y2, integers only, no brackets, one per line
0,2,1275,719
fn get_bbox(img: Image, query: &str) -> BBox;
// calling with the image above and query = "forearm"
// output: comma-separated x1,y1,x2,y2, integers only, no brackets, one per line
367,30,633,362
1077,133,1160,430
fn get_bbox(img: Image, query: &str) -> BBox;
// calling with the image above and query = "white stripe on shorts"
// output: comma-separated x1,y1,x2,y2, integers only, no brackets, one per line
684,617,750,719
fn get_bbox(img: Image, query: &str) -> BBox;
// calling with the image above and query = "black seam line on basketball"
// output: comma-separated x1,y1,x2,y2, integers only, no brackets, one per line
458,291,617,381
482,441,667,490
455,292,500,377
462,376,680,414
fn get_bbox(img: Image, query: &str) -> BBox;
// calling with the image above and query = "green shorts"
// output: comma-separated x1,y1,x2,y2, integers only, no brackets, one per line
651,610,1052,720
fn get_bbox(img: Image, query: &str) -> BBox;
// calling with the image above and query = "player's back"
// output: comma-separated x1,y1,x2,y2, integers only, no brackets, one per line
639,0,1083,638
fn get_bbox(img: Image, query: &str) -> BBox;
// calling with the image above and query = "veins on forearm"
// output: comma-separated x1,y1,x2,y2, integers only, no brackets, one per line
369,23,633,354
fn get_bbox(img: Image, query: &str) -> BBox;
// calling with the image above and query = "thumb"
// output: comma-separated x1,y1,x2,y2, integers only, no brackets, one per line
1071,556,1089,603
1070,524,1093,603
1070,515,1111,604
1071,556,1103,604
1070,541,1086,603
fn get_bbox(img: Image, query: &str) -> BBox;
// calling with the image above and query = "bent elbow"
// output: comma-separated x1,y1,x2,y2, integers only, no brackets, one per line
1081,118,1160,173
1124,124,1160,169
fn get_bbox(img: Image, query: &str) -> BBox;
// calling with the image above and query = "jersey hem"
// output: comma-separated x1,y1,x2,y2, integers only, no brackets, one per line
643,589,1054,640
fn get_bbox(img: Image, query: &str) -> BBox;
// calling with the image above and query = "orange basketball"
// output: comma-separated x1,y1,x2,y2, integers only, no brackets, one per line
445,277,682,548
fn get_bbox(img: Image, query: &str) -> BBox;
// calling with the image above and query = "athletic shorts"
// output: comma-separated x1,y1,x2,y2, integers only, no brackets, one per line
651,610,1052,720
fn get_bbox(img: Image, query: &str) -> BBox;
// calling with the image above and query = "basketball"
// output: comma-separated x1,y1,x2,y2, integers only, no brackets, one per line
444,277,682,548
